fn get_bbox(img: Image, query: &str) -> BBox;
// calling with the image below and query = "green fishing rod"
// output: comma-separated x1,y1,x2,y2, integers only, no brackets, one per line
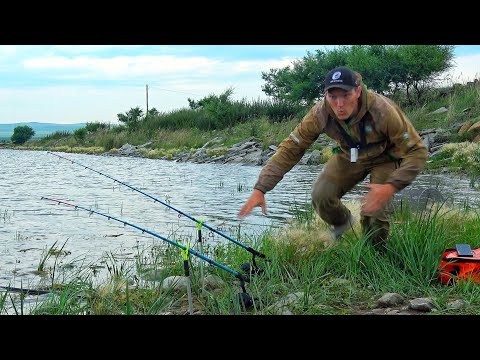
48,151,267,274
41,196,253,308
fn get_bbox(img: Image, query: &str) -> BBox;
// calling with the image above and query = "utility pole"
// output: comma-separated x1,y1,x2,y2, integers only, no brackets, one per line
146,84,149,117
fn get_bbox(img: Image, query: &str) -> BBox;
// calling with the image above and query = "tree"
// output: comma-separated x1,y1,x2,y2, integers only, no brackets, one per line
11,125,35,144
186,87,238,129
261,45,455,106
261,47,351,105
117,106,144,131
395,45,455,105
147,107,160,117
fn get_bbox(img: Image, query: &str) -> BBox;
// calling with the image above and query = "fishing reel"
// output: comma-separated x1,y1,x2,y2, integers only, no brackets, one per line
238,291,254,309
236,278,254,309
240,262,264,276
240,253,265,278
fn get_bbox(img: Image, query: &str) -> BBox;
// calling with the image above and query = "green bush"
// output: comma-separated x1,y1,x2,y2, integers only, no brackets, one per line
85,122,110,133
74,127,87,142
11,125,35,144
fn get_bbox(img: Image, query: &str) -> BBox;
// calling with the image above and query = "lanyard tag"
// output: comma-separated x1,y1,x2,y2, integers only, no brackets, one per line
350,148,358,163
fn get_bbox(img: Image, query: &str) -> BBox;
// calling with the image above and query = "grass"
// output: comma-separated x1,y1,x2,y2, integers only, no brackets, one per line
426,142,480,186
4,198,479,315
2,209,12,222
0,290,8,314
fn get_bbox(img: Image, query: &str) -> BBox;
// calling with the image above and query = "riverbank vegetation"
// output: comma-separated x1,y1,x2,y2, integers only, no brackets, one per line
2,199,480,315
7,49,479,178
11,78,480,184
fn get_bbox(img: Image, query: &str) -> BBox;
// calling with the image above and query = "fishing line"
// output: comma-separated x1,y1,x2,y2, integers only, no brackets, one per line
48,151,268,273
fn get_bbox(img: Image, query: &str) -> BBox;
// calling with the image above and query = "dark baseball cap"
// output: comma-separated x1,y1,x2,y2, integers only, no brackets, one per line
324,66,360,91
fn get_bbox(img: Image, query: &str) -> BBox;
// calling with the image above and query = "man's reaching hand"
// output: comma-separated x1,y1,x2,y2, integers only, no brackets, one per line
238,189,267,218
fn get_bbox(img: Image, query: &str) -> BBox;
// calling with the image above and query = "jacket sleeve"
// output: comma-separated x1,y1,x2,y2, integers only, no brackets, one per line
383,102,428,191
254,105,323,193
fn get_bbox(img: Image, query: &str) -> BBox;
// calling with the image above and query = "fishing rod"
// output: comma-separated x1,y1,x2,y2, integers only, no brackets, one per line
0,285,52,296
0,285,82,298
48,151,267,273
41,196,253,308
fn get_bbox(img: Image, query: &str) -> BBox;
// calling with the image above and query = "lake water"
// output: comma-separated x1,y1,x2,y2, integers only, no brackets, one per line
1,149,480,301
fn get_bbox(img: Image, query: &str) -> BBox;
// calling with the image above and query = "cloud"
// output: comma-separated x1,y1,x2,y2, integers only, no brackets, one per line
447,54,480,83
228,58,295,73
2,45,478,124
21,54,296,83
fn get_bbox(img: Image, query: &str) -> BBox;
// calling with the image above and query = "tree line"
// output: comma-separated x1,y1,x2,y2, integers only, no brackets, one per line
261,45,454,106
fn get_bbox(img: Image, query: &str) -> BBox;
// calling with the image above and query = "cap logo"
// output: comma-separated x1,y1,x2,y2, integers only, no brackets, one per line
332,71,342,80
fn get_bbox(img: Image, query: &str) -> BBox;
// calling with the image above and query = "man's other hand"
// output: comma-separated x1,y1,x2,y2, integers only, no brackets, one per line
361,183,396,215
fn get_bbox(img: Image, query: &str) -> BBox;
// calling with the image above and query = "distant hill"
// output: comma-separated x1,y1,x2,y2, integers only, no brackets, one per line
0,122,86,140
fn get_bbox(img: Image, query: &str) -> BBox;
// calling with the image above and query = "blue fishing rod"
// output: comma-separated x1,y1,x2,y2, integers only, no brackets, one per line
48,151,267,274
41,196,253,308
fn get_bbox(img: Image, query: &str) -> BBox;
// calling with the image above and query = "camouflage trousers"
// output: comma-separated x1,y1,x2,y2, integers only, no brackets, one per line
311,153,399,250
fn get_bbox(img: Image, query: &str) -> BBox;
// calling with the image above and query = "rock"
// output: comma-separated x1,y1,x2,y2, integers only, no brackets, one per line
306,150,322,165
161,276,188,291
394,187,445,210
386,309,401,315
447,299,467,310
467,121,480,134
377,293,405,307
103,143,142,157
409,297,435,312
140,268,164,282
273,291,313,309
137,141,152,149
429,107,448,115
204,274,224,289
458,121,473,136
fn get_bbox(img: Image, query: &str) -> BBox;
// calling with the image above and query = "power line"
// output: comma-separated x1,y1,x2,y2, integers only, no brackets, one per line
148,85,203,97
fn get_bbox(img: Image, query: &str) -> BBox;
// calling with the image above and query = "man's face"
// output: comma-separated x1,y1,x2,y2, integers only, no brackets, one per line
325,86,362,121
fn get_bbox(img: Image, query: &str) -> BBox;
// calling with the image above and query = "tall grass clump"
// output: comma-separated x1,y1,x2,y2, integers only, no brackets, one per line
403,82,480,131
141,89,307,135
0,289,8,314
95,130,130,151
85,121,111,133
146,108,209,131
386,204,450,287
152,128,206,149
39,130,72,143
436,142,480,184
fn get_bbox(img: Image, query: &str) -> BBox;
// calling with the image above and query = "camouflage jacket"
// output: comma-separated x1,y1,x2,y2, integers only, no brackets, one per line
254,87,428,193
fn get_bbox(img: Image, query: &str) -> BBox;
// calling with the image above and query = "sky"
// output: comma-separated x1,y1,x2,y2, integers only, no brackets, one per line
0,45,479,125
